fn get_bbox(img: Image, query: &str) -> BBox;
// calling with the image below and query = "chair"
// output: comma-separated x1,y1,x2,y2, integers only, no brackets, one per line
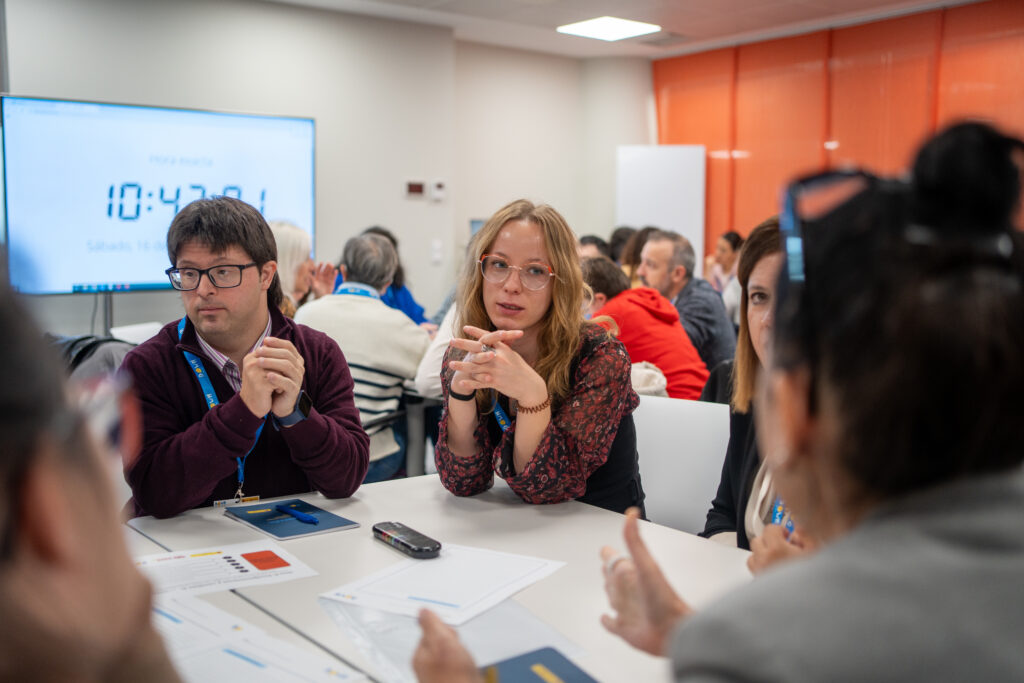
633,395,730,534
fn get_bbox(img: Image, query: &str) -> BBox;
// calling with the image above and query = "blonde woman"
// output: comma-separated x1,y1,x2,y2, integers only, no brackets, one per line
268,220,336,317
435,199,645,513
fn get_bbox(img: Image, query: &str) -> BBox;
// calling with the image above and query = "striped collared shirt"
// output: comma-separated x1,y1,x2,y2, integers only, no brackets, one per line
194,314,273,392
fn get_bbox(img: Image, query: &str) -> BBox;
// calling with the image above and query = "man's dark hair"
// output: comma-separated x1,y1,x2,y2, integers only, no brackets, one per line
166,197,283,309
361,226,404,290
581,255,629,301
579,235,611,258
341,234,398,291
776,172,1024,499
608,226,636,264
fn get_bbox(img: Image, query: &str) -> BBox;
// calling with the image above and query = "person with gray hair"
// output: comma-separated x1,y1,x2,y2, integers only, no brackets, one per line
637,230,736,370
296,233,430,482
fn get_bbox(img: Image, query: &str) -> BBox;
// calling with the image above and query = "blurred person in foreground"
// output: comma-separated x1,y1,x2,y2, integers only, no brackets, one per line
0,283,180,682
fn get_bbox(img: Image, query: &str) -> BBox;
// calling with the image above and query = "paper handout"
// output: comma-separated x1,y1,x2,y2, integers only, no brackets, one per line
321,544,564,625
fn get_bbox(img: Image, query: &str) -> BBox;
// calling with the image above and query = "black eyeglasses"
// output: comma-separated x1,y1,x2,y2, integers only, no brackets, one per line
165,262,257,291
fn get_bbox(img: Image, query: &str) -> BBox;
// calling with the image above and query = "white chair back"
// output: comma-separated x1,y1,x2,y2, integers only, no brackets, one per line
634,395,731,534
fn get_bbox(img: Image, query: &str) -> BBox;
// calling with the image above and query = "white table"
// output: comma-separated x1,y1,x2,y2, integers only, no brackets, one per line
129,475,752,682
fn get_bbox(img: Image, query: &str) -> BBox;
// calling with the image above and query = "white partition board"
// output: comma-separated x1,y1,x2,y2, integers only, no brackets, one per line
616,145,706,277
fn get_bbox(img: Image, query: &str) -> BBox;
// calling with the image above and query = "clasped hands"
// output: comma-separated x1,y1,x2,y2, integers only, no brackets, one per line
446,325,547,408
238,337,305,419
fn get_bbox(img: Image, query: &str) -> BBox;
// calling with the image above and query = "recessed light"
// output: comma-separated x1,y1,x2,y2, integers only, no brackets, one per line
556,16,661,42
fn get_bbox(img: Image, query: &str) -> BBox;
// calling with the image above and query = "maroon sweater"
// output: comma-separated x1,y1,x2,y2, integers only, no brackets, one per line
120,306,369,518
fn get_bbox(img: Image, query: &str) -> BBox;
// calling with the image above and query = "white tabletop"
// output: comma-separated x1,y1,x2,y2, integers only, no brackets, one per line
129,475,752,682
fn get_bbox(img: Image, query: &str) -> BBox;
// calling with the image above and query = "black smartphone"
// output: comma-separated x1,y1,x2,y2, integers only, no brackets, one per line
372,521,442,559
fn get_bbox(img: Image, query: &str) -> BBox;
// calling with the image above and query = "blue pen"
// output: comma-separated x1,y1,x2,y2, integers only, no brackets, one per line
275,504,319,525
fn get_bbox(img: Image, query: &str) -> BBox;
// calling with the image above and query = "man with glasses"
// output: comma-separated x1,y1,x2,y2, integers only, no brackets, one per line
120,197,369,518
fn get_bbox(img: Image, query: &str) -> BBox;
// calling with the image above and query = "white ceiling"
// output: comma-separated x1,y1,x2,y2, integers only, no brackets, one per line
267,0,979,58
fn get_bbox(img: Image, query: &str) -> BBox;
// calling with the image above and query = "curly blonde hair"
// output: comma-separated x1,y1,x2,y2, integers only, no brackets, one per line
456,199,590,405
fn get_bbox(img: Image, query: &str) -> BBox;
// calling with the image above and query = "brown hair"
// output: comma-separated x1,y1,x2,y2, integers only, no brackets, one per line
580,255,630,301
167,197,283,309
732,217,781,413
456,199,590,405
618,226,659,284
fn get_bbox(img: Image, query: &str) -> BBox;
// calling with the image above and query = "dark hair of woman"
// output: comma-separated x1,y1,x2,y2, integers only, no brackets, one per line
608,226,636,264
721,230,744,252
779,178,1023,499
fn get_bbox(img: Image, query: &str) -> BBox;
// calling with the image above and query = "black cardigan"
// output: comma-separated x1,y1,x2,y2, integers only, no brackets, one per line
697,360,761,550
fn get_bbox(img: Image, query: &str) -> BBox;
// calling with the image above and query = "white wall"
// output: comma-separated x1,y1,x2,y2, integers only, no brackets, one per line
6,0,455,334
4,0,653,336
453,41,584,254
454,43,654,256
580,58,656,237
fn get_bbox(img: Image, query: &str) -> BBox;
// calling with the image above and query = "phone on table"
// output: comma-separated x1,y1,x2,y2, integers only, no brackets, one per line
372,521,441,559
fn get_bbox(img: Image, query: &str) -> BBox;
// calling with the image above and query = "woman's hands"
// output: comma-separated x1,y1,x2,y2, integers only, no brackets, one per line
447,325,548,408
600,508,693,656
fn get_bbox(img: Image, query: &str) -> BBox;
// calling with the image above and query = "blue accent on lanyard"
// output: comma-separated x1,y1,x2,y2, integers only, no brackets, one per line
177,317,264,492
771,496,796,534
492,397,512,433
332,282,380,299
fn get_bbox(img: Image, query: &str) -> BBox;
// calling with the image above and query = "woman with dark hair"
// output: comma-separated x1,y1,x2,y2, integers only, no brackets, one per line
704,230,743,293
413,122,1024,682
608,226,636,265
434,199,644,514
618,226,659,288
698,217,808,570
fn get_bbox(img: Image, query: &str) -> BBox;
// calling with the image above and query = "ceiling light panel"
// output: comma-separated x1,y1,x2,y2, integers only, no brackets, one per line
556,16,662,42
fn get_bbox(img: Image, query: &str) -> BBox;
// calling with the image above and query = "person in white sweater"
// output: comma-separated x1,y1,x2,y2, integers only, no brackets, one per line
296,233,429,482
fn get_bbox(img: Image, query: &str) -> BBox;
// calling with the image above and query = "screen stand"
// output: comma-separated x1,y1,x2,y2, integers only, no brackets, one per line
103,292,114,337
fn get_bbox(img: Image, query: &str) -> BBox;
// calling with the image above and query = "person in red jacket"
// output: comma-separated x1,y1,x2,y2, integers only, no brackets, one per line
582,256,709,399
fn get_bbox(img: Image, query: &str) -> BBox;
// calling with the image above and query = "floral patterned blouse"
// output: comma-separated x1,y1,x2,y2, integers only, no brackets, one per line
435,323,640,505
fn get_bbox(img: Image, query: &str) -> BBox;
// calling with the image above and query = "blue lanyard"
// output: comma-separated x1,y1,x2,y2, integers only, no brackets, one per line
771,496,796,534
332,282,380,298
492,397,512,433
177,317,265,499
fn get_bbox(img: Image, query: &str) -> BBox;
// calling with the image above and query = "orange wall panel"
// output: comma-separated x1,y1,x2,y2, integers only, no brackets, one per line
651,0,1023,253
652,48,736,246
829,11,941,173
733,32,829,233
938,0,1024,138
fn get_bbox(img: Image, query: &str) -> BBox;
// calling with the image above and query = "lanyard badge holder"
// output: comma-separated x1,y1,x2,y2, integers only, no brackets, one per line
178,317,265,506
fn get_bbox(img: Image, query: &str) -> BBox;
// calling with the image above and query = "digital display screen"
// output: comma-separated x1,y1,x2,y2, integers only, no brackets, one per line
1,96,315,294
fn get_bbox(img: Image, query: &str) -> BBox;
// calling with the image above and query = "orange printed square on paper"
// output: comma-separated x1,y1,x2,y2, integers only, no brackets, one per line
241,550,290,570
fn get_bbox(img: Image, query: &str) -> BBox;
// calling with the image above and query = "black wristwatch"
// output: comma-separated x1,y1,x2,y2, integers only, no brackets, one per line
275,390,312,428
